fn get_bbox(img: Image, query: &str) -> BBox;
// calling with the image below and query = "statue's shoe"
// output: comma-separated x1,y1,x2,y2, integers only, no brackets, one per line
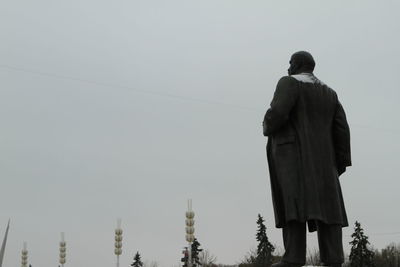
271,261,303,267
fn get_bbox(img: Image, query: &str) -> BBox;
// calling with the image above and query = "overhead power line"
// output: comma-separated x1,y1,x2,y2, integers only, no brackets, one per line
1,64,399,135
371,231,400,236
0,64,259,112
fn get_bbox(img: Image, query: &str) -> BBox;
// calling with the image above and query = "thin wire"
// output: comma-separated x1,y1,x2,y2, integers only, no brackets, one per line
1,64,399,135
0,64,260,112
370,232,400,236
352,123,400,135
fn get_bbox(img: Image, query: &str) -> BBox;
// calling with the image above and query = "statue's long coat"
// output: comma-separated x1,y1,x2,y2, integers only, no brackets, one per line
263,73,351,232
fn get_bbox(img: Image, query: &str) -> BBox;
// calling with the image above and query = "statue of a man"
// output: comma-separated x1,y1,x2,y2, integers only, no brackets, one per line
263,51,351,267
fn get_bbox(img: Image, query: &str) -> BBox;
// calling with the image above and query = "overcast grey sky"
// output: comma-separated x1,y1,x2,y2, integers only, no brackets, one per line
1,1,400,267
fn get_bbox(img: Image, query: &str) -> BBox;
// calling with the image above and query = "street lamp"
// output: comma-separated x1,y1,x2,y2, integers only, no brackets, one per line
185,200,195,267
21,242,28,267
59,232,66,267
114,219,123,267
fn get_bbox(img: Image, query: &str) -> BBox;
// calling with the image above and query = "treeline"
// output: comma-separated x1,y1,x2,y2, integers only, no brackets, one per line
131,215,399,267
372,243,400,267
237,216,400,267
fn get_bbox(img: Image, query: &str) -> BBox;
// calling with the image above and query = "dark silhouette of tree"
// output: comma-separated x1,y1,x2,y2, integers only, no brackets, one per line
198,249,217,267
306,248,322,266
349,221,375,267
373,243,400,267
255,214,275,267
239,248,257,267
131,251,143,267
191,238,203,267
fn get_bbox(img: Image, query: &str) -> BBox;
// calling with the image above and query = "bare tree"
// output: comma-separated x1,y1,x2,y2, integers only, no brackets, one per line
143,260,158,267
305,248,322,266
198,250,217,267
373,243,400,267
241,248,257,265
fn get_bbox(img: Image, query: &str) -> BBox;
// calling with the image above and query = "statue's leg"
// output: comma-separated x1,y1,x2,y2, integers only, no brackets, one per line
281,221,306,266
316,221,344,266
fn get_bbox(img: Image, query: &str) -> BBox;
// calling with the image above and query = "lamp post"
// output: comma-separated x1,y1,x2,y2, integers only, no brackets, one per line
21,242,28,267
59,232,66,267
114,219,123,267
185,200,195,267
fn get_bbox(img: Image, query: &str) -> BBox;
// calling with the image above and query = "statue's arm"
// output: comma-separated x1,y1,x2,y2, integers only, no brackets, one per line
333,100,352,176
263,76,299,136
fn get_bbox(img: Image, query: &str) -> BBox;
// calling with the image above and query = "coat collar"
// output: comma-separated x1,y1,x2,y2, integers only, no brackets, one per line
290,72,325,85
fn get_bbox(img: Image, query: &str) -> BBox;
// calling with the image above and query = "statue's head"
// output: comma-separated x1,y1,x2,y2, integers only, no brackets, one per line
288,51,315,75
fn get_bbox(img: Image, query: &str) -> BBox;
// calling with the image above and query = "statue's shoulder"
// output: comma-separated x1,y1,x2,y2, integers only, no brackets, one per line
276,75,298,88
278,75,297,82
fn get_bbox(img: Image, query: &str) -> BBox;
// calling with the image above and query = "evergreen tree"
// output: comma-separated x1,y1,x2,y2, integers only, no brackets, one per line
191,238,203,267
255,214,275,267
131,251,143,267
349,221,375,267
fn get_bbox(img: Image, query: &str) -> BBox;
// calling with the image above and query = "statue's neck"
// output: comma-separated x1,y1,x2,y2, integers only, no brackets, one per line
296,68,313,75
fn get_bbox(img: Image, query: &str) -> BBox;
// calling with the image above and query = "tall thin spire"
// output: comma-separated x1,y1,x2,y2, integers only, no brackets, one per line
0,219,10,267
